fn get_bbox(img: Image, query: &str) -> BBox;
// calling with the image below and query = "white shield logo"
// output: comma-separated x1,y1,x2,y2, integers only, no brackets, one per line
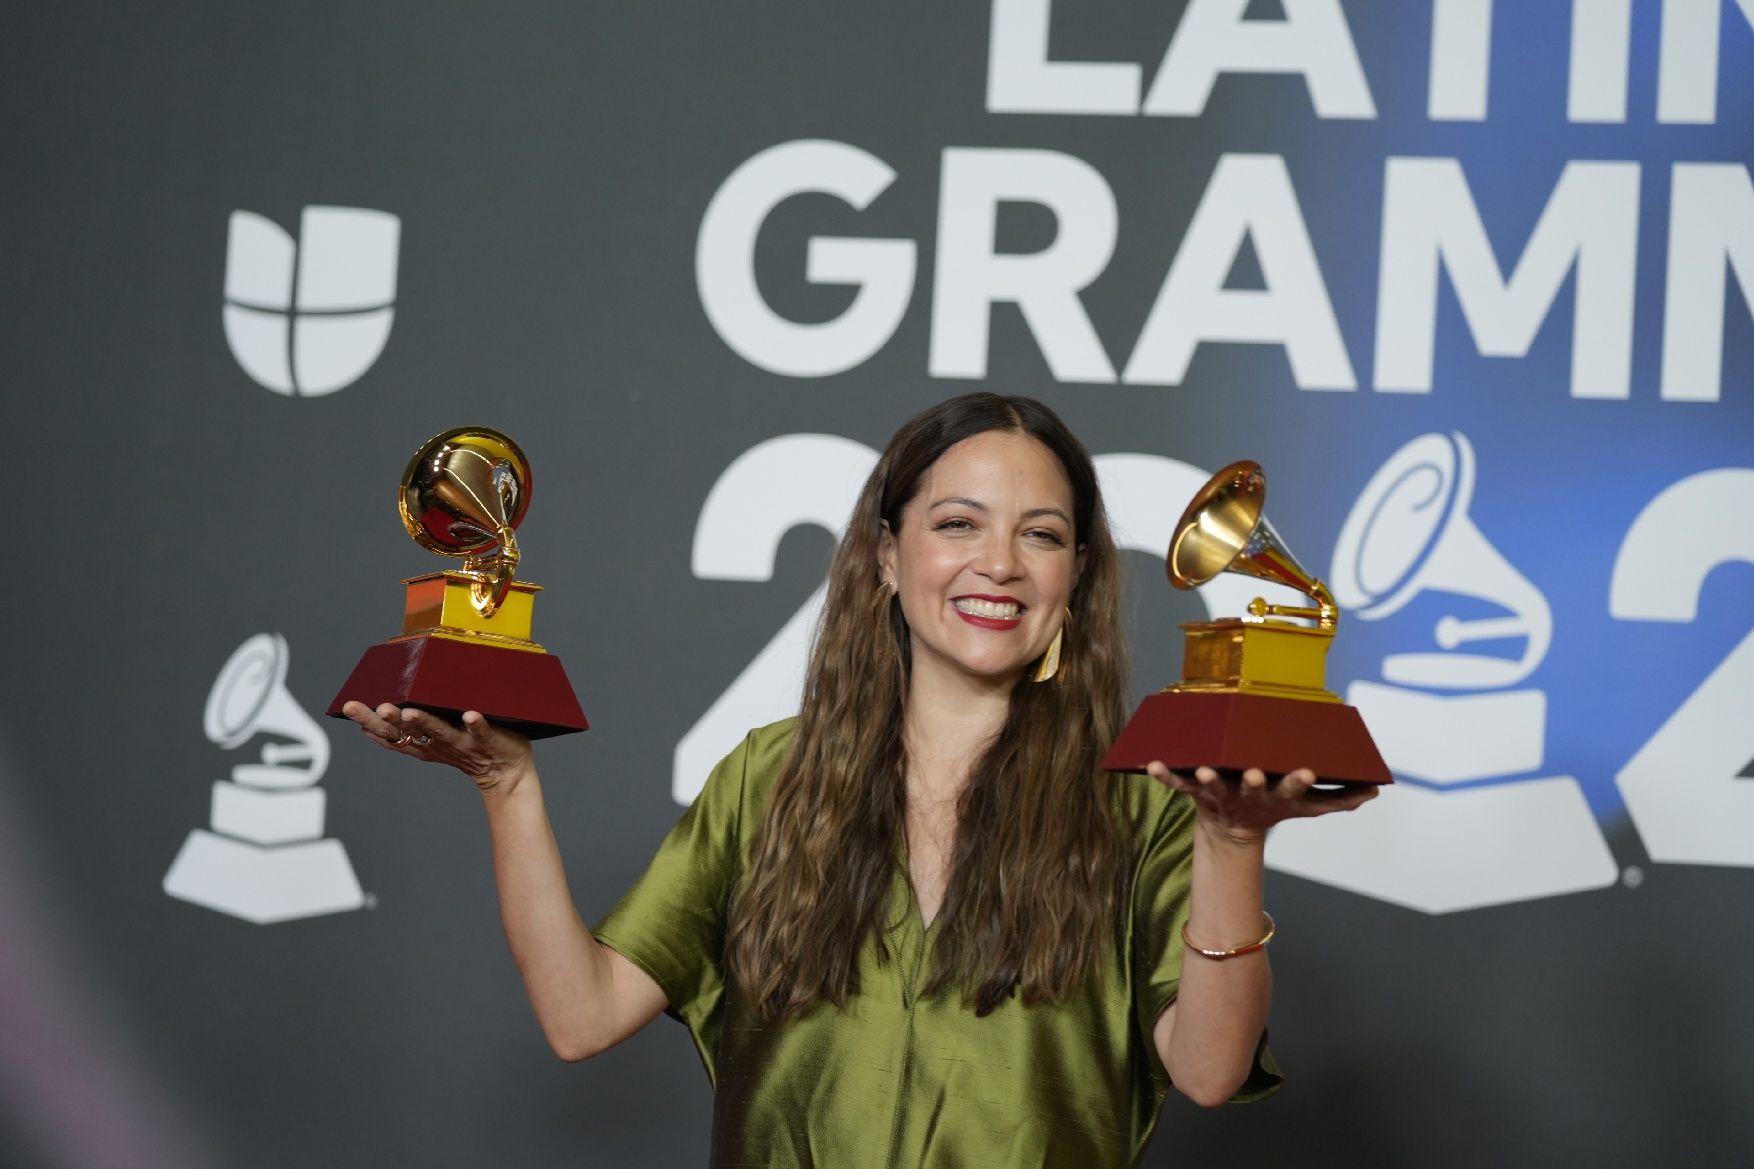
222,206,400,397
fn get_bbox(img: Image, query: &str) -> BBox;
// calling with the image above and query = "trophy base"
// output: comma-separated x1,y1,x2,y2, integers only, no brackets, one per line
326,634,588,739
163,830,365,924
1100,691,1392,786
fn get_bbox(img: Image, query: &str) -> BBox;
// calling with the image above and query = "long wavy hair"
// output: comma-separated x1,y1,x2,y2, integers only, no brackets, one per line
725,393,1132,1020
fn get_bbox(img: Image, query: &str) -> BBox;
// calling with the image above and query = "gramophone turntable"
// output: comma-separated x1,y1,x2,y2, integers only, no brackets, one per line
326,427,588,739
1101,460,1391,786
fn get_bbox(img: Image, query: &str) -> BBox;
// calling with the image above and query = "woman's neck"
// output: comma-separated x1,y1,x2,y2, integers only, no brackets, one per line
902,663,1015,798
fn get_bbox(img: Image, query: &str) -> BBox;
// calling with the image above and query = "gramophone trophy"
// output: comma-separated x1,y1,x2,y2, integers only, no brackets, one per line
326,427,588,738
1101,461,1390,786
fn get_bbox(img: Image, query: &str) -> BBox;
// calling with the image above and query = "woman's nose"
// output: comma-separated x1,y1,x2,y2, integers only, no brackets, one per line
976,537,1021,581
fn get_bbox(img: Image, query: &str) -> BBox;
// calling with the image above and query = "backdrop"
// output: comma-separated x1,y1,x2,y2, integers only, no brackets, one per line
6,2,1752,1166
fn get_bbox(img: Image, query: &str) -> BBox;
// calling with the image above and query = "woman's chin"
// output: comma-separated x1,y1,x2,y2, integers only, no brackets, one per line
935,658,1033,689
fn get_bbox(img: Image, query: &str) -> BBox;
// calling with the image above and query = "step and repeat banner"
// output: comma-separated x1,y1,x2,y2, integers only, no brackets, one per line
6,3,1752,1167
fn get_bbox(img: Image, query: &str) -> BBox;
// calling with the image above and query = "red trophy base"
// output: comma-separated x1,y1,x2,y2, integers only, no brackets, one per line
326,636,588,739
1100,691,1391,786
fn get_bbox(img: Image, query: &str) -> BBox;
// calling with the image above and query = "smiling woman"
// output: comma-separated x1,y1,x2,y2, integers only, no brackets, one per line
341,392,1376,1169
723,396,1129,1025
878,429,1082,692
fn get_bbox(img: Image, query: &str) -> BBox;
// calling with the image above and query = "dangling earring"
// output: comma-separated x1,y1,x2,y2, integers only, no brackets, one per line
875,579,897,628
876,577,902,657
1033,607,1071,683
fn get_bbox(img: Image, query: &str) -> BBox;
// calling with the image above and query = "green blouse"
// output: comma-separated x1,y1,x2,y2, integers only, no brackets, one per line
594,719,1280,1168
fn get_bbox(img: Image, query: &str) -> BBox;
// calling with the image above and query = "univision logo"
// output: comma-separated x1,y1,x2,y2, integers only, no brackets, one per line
222,205,400,397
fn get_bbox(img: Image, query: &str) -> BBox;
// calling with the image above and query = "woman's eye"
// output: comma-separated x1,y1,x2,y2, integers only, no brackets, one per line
933,518,974,532
1028,529,1068,546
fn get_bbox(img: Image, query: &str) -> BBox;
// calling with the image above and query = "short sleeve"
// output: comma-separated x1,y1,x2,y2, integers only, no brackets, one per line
1131,790,1284,1104
593,727,766,1081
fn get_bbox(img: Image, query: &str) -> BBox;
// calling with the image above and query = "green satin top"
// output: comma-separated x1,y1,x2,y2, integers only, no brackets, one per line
594,719,1280,1168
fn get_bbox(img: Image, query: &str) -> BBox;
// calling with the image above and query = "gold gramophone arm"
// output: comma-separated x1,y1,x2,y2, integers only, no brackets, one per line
1246,578,1339,631
462,527,521,617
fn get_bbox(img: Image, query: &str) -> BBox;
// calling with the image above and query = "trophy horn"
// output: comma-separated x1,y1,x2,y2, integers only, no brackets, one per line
1168,460,1337,630
398,428,532,617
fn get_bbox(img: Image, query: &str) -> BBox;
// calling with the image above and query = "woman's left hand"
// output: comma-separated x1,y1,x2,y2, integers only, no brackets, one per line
1144,763,1379,847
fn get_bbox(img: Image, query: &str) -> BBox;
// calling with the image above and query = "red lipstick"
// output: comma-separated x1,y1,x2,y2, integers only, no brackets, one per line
951,595,1024,631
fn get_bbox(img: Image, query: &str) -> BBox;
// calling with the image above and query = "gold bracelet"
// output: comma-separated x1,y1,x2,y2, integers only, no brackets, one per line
1181,911,1275,960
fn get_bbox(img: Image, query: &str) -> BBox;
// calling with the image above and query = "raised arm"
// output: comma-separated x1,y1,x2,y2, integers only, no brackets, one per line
1146,763,1376,1107
342,701,669,1061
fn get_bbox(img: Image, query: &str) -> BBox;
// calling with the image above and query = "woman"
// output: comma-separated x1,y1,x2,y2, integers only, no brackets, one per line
342,393,1375,1167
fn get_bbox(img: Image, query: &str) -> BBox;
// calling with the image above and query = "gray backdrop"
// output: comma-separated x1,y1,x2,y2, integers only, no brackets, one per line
6,3,1753,1167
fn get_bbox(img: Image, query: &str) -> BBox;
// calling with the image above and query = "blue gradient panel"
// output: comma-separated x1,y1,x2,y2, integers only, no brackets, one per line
1220,3,1754,830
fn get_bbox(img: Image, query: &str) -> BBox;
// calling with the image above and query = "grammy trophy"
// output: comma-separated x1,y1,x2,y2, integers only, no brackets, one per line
1101,460,1391,786
326,427,588,738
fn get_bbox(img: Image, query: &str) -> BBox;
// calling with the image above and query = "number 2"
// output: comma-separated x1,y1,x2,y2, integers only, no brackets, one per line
1609,468,1754,866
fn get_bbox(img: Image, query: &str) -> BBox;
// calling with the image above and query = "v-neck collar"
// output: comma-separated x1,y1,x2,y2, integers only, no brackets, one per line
890,839,945,936
888,859,942,934
886,864,940,1009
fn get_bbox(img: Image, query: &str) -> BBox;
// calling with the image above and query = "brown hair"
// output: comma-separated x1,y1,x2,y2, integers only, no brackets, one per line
725,393,1131,1019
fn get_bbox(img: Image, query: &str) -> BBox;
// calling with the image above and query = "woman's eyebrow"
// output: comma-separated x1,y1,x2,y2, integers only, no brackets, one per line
928,498,1071,525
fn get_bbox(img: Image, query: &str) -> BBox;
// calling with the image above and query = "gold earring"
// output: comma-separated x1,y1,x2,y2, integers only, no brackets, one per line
1033,607,1071,683
877,579,905,666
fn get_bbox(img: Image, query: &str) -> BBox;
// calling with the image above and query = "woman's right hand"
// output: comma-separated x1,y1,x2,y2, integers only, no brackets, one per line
340,700,535,797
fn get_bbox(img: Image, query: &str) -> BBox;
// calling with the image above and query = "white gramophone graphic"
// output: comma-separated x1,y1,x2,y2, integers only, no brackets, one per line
163,633,365,923
1266,433,1616,913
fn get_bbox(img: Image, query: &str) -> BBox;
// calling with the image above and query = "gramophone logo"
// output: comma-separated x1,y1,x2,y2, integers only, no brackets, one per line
1267,432,1618,913
222,205,400,397
163,633,365,923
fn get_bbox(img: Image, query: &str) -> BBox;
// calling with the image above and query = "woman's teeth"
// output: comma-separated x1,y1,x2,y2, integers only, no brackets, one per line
953,598,1021,619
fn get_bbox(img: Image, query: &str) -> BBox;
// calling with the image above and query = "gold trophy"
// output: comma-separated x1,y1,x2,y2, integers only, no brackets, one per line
326,427,587,738
1101,460,1389,785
